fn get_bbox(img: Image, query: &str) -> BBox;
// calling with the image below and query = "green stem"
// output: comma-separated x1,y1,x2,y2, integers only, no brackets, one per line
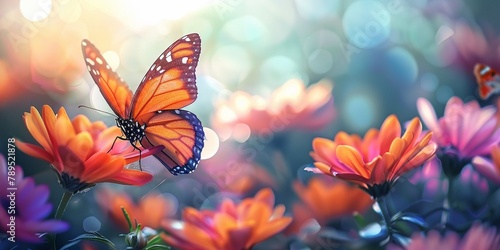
440,177,454,229
52,191,74,249
376,197,392,244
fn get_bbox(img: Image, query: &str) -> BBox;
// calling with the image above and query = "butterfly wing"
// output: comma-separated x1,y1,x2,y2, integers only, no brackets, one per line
140,109,204,175
82,39,133,118
473,63,500,99
130,33,201,122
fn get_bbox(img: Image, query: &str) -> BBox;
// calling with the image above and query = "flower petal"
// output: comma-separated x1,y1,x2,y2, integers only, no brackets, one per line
336,146,370,178
15,140,53,163
378,115,402,154
417,98,440,132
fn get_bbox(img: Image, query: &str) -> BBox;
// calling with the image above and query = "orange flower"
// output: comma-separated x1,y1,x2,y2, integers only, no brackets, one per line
161,188,292,250
96,188,177,230
309,115,437,198
16,105,160,193
290,178,373,231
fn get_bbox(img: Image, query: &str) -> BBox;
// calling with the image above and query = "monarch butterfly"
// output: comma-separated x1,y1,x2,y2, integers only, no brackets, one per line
474,63,500,100
81,33,204,175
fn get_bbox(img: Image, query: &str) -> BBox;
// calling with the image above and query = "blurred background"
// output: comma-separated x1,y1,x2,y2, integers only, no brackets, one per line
1,0,499,249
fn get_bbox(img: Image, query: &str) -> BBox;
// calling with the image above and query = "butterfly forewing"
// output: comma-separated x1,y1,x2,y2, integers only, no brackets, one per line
130,33,201,122
141,110,204,175
81,39,133,119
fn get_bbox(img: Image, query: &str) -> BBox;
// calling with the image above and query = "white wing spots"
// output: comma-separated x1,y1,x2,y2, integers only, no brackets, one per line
106,65,110,69
166,51,172,62
85,58,95,66
174,110,180,114
157,110,163,114
87,65,91,71
92,69,99,75
142,76,146,82
95,57,103,64
188,66,193,70
182,57,188,64
82,41,87,46
159,69,165,73
159,53,164,60
156,65,162,71
187,78,193,82
184,37,191,42
150,64,156,71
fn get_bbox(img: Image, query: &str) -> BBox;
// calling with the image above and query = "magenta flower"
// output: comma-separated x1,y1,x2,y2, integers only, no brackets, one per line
0,154,69,243
417,97,500,177
403,223,500,250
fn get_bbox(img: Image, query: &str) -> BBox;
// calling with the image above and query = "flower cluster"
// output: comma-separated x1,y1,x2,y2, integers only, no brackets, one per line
212,78,335,139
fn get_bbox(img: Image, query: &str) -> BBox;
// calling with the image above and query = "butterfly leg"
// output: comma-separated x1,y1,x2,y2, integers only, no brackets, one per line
130,143,143,171
107,136,128,153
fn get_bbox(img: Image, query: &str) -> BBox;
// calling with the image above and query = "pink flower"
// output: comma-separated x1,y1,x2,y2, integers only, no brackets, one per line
442,20,500,71
417,97,500,177
403,223,500,250
212,78,334,140
472,145,500,184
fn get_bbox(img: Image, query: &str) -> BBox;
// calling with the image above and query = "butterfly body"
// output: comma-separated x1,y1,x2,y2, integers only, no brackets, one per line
82,34,204,175
116,118,146,146
474,63,500,99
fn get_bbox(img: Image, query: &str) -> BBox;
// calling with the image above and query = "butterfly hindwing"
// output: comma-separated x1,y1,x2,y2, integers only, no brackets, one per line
140,109,204,175
81,39,133,119
130,34,201,122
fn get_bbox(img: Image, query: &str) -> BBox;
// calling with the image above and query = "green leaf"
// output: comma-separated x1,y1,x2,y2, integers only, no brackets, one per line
60,232,116,250
122,206,133,231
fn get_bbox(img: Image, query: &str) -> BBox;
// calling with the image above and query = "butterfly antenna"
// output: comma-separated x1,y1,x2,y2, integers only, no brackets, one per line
141,178,168,200
78,105,117,117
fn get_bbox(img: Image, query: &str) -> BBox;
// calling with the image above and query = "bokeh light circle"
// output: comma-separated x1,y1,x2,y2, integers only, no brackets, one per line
20,0,52,22
159,192,179,216
420,73,439,92
82,216,101,232
384,47,418,85
102,50,120,71
436,85,454,104
343,92,377,132
308,48,334,74
90,85,114,116
232,123,251,143
201,127,220,160
223,16,266,42
343,0,391,48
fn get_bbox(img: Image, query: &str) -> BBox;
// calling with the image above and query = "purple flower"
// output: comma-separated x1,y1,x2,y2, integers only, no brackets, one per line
0,154,68,243
417,97,500,177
